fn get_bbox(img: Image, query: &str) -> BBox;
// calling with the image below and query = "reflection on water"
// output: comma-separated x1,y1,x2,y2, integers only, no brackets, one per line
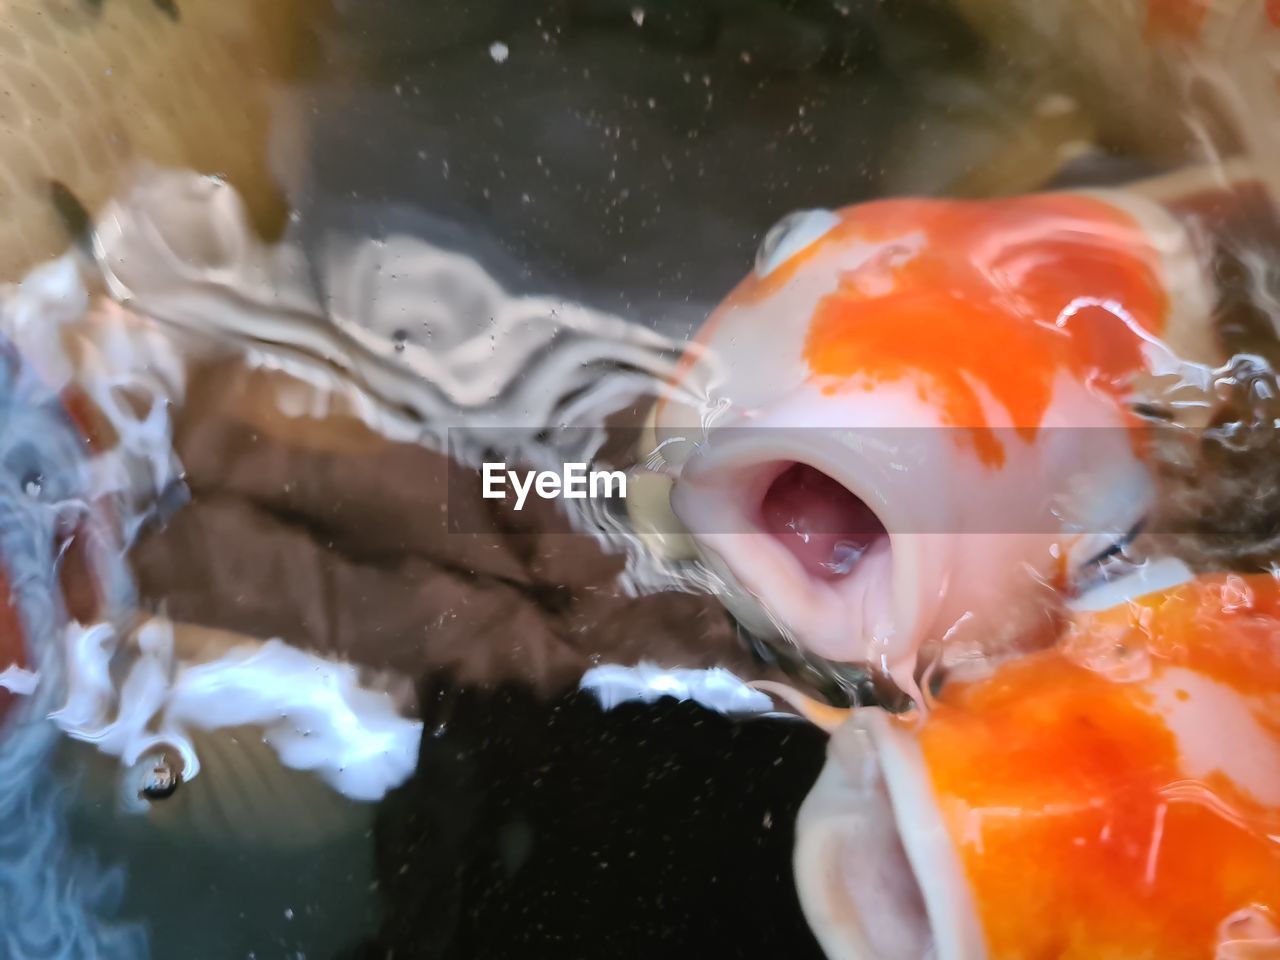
0,0,309,281
0,347,144,958
0,165,782,958
1,2,1280,958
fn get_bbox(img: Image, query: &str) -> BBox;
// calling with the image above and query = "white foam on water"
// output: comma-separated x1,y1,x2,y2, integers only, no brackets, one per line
1,252,189,546
51,618,424,803
0,663,38,695
581,662,775,715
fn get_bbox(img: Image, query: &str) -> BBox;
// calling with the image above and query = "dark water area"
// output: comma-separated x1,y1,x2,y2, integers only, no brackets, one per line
348,683,828,960
292,0,985,322
57,684,830,960
61,793,377,960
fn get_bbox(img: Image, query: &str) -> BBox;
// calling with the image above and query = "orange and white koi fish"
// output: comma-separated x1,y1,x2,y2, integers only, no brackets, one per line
794,566,1280,960
632,180,1241,694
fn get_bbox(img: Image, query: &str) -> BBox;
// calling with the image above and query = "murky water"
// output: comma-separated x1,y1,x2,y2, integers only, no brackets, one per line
2,2,1280,958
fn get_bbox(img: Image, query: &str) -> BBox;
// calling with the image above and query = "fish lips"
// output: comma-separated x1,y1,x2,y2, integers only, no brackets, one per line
658,373,1153,688
794,709,984,960
665,416,945,684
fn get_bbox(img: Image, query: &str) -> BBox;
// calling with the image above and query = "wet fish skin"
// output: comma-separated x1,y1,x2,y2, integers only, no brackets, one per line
637,180,1223,696
795,566,1280,960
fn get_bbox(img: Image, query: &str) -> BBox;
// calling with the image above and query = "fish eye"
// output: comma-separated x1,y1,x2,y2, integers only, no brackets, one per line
754,208,841,279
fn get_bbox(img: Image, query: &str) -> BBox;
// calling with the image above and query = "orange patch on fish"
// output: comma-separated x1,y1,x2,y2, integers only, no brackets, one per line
0,571,25,723
670,202,927,388
801,196,1168,466
1145,0,1212,41
655,216,871,410
1064,572,1280,700
919,646,1280,960
732,201,931,309
1270,0,1280,27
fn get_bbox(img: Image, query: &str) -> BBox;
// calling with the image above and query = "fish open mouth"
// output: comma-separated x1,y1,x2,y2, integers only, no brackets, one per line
668,440,911,665
759,462,890,583
794,712,982,960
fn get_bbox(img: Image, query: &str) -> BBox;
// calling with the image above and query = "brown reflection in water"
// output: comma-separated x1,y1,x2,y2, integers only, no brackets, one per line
129,358,779,696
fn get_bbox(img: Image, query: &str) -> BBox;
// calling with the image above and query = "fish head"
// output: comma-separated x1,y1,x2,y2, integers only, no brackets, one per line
794,569,1280,960
636,191,1219,689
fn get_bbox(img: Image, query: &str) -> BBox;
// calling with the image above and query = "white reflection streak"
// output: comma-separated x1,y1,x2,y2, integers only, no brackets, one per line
955,798,1107,854
0,662,38,694
1144,801,1168,888
1159,778,1280,844
1056,295,1215,389
50,618,423,803
581,662,774,715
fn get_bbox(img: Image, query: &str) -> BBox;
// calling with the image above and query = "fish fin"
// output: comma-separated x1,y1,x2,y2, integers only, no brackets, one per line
750,681,852,733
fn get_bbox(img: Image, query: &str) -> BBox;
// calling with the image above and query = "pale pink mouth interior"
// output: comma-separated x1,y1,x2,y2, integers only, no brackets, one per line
760,463,888,582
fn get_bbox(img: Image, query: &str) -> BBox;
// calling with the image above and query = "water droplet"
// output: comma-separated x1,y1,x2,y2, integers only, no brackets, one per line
489,41,509,64
631,6,645,25
130,747,183,802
